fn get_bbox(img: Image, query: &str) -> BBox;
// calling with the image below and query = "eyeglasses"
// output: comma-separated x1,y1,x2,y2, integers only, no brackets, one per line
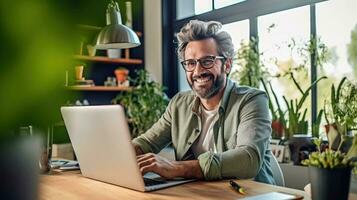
181,55,226,72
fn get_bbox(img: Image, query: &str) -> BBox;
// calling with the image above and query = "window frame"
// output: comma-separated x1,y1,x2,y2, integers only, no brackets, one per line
163,0,327,125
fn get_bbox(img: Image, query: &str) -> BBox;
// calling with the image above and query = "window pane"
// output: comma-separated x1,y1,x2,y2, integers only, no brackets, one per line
195,0,213,15
258,6,311,134
176,0,196,20
222,19,249,48
214,0,246,9
316,0,357,126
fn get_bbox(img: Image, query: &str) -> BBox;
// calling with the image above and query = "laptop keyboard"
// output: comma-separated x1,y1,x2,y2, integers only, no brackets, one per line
143,177,167,186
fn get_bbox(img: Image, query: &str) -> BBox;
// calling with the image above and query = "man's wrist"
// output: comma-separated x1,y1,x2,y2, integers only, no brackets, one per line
133,143,144,155
174,160,204,179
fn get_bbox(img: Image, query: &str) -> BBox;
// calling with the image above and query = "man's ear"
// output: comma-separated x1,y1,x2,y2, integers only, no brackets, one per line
224,58,232,74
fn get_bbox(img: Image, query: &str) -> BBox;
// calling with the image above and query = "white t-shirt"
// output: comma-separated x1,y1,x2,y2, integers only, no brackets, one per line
191,104,218,158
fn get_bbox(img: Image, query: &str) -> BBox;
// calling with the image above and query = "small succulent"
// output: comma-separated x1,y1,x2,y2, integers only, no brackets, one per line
302,137,357,170
301,149,351,169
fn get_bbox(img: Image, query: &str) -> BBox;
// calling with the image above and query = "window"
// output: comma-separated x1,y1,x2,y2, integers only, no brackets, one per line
176,0,196,20
193,0,247,14
258,6,311,121
214,0,246,9
222,19,249,50
195,0,213,15
171,0,327,133
316,0,357,124
222,20,249,82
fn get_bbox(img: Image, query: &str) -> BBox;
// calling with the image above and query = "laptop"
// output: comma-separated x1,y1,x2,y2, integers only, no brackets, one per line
60,105,194,192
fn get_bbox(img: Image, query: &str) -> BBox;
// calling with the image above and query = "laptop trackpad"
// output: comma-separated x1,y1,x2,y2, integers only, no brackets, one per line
143,172,195,191
143,172,167,187
144,172,164,180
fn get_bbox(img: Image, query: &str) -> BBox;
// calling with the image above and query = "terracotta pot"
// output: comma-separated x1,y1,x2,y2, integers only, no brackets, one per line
114,69,129,83
271,120,284,139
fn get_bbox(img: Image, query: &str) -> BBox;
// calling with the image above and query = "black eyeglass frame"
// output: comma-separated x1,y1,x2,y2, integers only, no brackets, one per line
180,55,226,72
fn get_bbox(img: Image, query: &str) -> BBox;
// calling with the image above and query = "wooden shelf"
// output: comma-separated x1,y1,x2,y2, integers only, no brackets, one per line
74,55,142,64
67,86,132,91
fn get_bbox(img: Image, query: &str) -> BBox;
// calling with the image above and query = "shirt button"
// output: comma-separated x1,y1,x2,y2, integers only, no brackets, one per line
188,141,192,145
195,129,200,133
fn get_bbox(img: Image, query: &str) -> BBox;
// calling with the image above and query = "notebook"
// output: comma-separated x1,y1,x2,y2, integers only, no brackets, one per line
240,192,303,200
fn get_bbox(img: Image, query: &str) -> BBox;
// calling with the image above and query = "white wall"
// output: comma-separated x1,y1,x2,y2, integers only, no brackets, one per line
144,0,162,84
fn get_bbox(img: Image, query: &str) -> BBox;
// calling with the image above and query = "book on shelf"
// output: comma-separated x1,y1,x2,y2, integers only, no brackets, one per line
72,79,95,87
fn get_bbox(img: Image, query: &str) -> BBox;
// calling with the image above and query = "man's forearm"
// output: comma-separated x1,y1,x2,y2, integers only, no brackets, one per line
175,160,204,179
221,147,260,178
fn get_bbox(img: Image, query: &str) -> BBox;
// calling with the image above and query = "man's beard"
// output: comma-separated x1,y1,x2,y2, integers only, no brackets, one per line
187,68,225,99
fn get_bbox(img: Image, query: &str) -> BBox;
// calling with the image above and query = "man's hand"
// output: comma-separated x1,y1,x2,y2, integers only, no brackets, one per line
137,153,204,180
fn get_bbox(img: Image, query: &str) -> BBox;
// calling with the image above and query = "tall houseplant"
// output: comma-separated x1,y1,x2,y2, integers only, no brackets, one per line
261,74,326,164
260,78,286,139
324,77,357,151
112,70,169,138
261,73,326,139
260,36,329,140
283,73,327,138
230,38,266,88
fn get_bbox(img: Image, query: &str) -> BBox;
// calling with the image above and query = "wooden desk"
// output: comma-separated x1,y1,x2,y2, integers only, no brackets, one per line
39,170,309,200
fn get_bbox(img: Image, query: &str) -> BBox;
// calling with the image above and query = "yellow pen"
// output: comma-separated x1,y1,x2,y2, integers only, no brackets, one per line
229,180,246,195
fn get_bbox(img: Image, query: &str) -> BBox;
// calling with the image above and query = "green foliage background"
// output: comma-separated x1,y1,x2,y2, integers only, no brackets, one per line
0,0,82,139
113,70,169,138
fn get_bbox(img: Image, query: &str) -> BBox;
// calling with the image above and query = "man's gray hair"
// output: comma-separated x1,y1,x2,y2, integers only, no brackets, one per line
176,20,234,60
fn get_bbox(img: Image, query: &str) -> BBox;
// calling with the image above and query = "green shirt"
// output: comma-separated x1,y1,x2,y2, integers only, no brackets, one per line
132,79,275,184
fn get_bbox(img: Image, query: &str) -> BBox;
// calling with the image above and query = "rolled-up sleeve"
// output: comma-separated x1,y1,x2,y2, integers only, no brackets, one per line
198,92,271,180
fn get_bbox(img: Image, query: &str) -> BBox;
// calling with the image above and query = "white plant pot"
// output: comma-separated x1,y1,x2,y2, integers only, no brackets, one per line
107,49,122,58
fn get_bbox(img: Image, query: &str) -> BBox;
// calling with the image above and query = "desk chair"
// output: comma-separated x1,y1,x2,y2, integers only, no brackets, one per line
270,152,285,187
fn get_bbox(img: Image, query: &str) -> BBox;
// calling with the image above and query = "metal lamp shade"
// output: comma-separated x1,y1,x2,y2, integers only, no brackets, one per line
95,24,140,49
95,5,140,50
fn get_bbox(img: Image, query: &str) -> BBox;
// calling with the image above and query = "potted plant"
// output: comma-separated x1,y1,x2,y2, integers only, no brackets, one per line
260,35,331,164
324,77,357,152
282,73,326,165
261,73,326,164
114,67,129,86
302,136,357,200
112,69,169,138
282,73,327,139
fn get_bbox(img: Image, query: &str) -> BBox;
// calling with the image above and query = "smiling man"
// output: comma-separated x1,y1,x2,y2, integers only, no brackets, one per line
132,20,275,184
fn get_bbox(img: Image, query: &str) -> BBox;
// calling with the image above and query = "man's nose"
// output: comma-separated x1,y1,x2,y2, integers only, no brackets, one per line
193,61,205,74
